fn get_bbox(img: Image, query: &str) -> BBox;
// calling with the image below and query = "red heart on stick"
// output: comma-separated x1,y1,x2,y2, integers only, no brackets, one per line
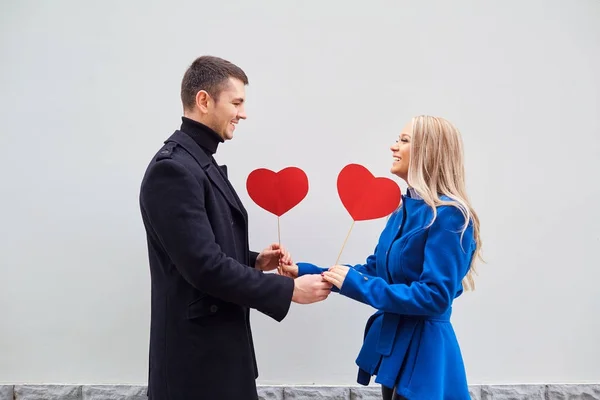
337,164,401,221
246,167,309,217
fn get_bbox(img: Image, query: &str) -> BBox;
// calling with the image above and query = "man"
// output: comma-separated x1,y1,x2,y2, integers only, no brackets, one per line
139,56,331,400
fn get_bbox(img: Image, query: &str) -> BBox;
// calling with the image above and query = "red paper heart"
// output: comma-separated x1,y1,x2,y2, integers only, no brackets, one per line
246,167,309,217
337,164,401,221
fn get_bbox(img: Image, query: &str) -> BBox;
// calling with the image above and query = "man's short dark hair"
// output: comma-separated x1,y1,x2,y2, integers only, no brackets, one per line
180,56,249,111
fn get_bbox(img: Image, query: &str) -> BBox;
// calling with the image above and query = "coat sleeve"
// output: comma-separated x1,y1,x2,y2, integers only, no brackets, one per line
351,250,378,276
249,251,259,269
140,159,294,321
339,206,474,316
297,250,378,277
296,211,399,278
295,250,378,294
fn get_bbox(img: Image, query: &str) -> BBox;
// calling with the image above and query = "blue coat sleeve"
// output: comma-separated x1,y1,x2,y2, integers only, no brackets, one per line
339,206,474,316
296,212,400,278
297,262,328,276
297,248,378,277
296,250,379,294
352,251,378,276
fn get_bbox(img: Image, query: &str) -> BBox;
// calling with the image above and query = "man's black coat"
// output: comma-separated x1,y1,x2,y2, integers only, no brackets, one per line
139,125,294,400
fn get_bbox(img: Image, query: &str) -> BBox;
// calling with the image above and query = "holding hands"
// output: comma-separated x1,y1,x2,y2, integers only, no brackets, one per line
261,246,333,304
278,259,351,303
266,245,352,304
279,262,350,290
291,275,332,304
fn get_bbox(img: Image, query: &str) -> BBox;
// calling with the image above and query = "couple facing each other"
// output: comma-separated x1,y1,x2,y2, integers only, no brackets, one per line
139,55,482,400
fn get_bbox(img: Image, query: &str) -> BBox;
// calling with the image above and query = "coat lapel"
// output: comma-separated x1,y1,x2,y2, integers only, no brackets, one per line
205,163,246,219
165,131,245,219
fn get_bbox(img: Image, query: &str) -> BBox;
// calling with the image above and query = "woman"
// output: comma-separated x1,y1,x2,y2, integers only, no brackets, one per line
284,115,482,399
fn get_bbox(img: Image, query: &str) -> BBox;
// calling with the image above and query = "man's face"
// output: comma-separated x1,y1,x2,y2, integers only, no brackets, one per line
205,77,247,140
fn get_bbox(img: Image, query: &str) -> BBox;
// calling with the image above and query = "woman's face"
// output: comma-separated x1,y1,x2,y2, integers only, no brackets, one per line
390,120,413,182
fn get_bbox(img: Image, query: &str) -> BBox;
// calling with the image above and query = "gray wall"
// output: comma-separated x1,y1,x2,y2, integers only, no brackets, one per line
1,0,599,386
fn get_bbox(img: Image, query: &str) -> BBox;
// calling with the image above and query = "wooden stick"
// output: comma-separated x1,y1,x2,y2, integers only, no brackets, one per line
277,216,282,275
335,220,355,266
278,216,281,247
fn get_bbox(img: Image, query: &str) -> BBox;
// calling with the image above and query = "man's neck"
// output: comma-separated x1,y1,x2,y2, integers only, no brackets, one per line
180,116,223,156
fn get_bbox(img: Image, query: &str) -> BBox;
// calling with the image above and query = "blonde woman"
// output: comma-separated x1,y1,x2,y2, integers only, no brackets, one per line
285,115,482,399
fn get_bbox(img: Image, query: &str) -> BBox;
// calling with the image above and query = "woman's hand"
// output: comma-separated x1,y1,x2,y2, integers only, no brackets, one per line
322,265,350,289
279,263,299,278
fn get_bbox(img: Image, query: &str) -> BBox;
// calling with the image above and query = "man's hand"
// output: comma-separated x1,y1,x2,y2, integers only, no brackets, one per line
256,243,292,272
292,275,332,304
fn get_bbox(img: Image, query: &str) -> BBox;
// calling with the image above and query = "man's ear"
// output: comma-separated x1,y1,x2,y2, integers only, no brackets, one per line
195,90,211,113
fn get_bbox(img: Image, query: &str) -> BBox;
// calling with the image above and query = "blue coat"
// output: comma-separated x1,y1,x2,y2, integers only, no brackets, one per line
298,193,475,399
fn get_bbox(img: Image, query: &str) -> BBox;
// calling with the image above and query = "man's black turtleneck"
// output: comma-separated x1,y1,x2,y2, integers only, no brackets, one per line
180,117,224,157
179,116,242,210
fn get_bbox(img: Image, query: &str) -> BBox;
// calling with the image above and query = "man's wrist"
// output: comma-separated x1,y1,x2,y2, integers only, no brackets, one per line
254,254,262,270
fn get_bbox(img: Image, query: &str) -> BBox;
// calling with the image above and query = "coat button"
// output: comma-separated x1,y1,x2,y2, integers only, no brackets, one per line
210,305,218,313
364,276,368,281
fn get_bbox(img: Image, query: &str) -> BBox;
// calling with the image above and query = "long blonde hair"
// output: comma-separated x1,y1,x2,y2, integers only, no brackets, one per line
408,115,482,291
